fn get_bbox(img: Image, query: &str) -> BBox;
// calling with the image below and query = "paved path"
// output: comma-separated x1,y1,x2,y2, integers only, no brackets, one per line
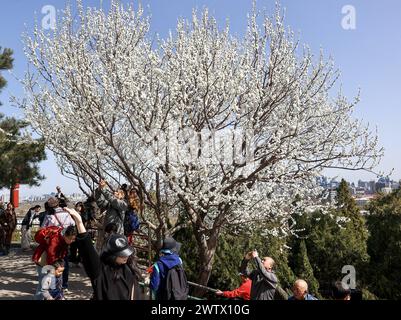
0,247,93,300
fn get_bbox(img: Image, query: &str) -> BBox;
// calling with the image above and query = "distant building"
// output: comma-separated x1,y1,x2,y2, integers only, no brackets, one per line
368,181,376,194
374,177,399,193
381,187,393,194
354,196,373,207
318,175,401,198
317,176,329,188
355,187,365,196
358,180,368,189
69,193,86,202
20,192,85,204
329,180,340,190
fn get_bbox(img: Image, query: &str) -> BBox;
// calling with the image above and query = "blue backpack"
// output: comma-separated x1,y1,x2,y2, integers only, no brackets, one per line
123,209,140,235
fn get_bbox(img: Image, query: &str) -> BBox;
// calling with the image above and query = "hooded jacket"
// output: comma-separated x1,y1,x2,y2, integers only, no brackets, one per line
76,232,141,300
150,251,183,299
34,265,64,300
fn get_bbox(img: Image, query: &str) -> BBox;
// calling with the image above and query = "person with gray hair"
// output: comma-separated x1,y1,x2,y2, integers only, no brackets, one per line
240,250,278,300
288,279,318,300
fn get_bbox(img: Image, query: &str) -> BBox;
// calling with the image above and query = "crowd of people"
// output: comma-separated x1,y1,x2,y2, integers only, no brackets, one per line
0,182,356,301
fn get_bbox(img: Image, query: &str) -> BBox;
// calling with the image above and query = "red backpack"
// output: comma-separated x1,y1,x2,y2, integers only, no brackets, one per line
34,226,63,245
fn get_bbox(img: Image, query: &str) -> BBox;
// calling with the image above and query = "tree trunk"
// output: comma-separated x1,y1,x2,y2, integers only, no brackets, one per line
192,228,220,297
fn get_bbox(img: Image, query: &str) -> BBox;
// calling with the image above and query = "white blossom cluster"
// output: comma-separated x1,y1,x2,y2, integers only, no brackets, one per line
16,1,382,239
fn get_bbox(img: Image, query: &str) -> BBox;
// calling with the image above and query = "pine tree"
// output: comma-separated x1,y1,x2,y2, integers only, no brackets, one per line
292,239,320,297
0,47,46,192
0,47,13,96
336,179,362,216
366,188,401,299
298,179,370,294
335,179,370,283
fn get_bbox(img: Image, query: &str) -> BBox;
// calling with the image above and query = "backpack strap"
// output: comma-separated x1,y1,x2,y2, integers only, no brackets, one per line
153,263,160,274
53,214,63,228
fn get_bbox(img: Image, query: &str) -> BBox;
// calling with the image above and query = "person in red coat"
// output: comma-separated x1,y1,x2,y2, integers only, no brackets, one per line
32,225,77,297
215,273,252,300
32,226,77,266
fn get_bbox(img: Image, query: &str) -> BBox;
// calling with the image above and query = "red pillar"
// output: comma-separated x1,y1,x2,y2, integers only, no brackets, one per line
10,184,20,208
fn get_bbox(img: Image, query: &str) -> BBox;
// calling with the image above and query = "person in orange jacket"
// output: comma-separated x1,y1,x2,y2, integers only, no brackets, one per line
215,273,252,300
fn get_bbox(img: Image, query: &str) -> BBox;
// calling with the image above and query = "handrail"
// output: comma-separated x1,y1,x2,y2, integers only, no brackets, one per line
138,281,206,300
187,281,218,293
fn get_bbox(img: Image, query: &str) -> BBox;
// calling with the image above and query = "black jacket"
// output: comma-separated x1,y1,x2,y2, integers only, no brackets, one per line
76,232,141,300
21,209,39,230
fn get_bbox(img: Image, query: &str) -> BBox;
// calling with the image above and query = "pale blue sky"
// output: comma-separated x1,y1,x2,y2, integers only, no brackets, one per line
1,0,400,197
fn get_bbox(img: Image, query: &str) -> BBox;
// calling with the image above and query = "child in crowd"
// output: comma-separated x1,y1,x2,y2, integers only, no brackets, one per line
35,260,65,300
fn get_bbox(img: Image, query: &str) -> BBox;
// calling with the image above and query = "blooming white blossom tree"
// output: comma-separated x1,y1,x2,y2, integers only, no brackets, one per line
17,1,382,287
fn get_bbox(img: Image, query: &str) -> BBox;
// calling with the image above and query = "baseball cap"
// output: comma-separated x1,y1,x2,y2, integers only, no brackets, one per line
104,234,134,257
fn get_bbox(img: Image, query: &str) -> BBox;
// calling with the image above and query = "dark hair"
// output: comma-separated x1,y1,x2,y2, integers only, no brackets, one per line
64,225,77,237
350,289,362,301
75,202,84,213
53,260,65,269
105,222,118,234
59,198,68,208
33,205,41,210
332,281,351,300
